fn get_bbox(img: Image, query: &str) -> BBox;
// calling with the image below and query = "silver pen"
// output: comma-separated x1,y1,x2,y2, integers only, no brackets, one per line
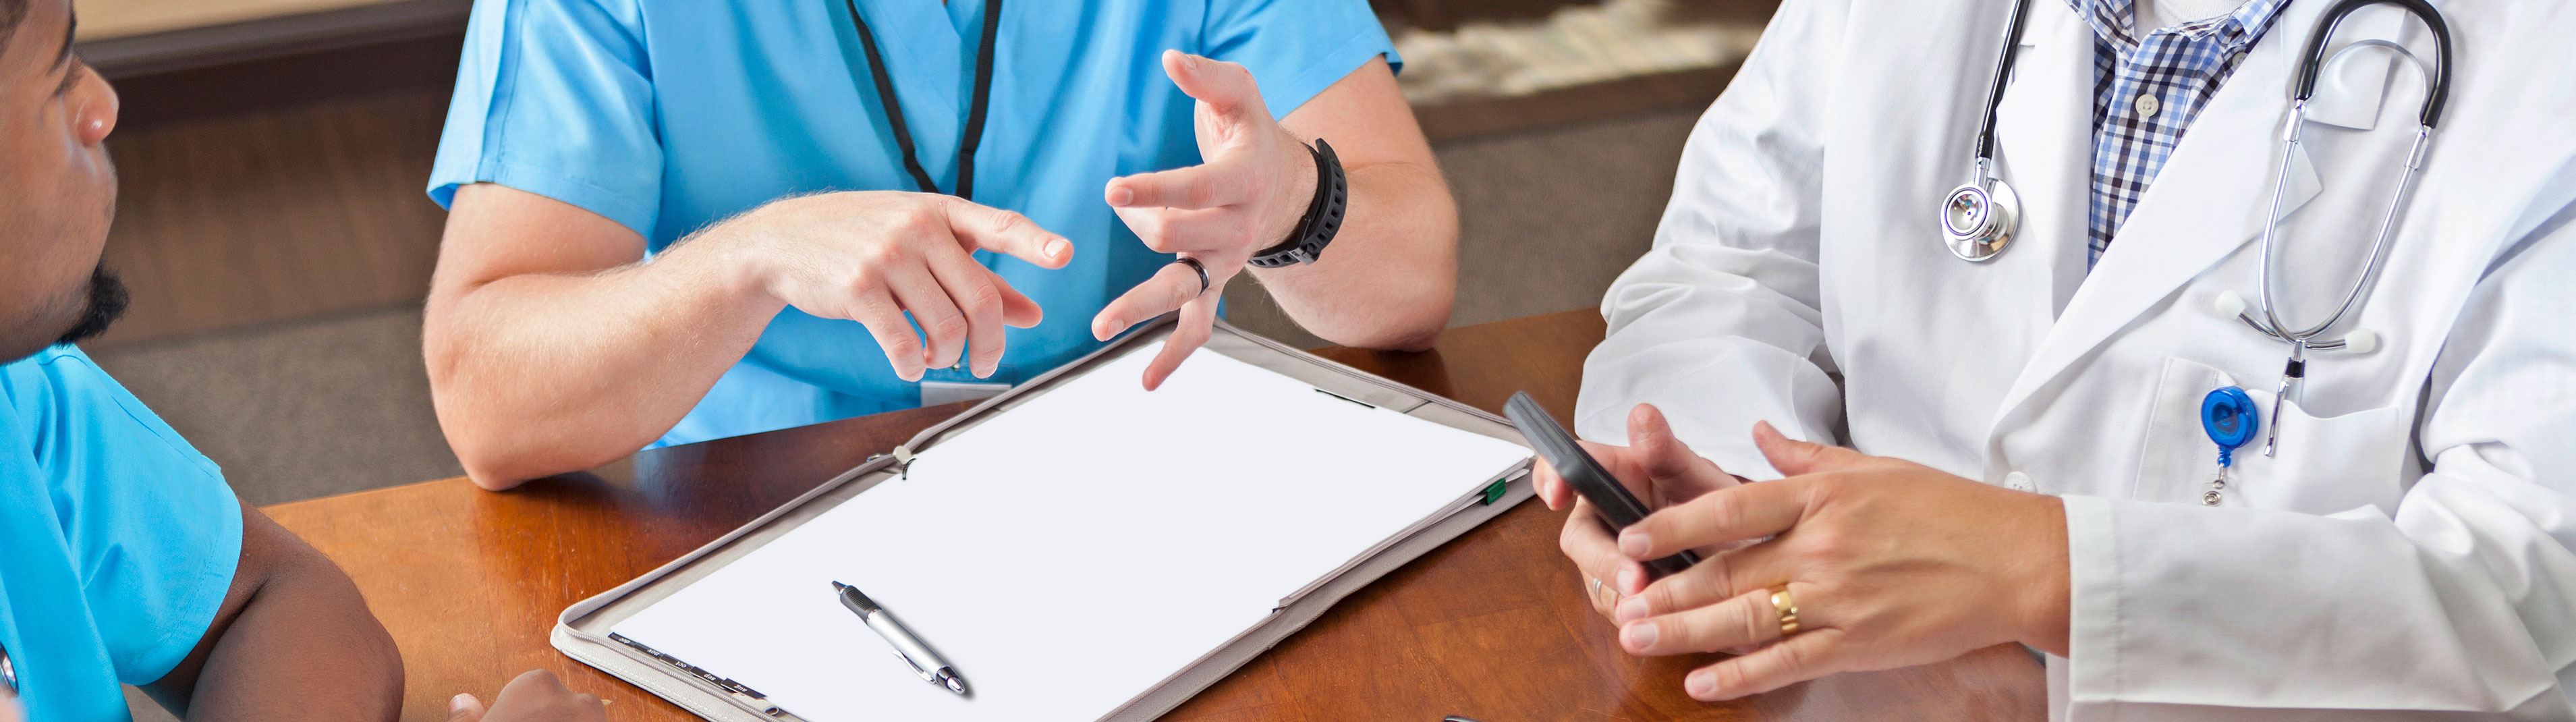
833,581,969,695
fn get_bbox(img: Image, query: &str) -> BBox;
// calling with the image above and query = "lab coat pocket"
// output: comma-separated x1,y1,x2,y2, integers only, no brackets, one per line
2133,357,2408,513
2235,397,2409,515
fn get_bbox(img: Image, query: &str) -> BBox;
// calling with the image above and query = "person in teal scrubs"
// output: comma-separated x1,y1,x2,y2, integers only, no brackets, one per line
422,0,1460,489
0,2,611,718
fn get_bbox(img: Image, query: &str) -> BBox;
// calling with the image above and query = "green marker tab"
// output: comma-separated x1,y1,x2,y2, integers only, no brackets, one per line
1480,478,1509,505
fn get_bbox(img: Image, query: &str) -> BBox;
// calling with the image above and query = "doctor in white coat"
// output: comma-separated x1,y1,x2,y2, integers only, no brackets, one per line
1540,0,2576,718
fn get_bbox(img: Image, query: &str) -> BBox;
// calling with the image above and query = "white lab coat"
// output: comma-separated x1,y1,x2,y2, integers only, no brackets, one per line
1577,0,2576,718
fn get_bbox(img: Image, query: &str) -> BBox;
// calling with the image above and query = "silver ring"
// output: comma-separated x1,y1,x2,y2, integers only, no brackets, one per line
1170,256,1210,297
1588,576,1604,596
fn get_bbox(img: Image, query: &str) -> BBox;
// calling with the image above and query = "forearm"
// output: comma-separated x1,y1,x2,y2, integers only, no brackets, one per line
426,235,781,487
1245,157,1457,350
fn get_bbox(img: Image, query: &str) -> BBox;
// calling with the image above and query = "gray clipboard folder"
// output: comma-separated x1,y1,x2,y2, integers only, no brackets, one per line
551,318,1536,721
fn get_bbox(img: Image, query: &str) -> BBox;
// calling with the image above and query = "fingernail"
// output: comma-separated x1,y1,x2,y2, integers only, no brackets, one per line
1615,567,1640,594
1619,530,1652,558
1687,669,1718,698
449,694,473,714
1107,187,1133,206
1622,621,1660,650
1617,596,1649,623
1045,238,1071,259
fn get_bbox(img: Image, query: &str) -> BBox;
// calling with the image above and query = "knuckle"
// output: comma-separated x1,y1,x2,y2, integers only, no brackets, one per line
988,210,1028,235
1794,532,1849,565
959,281,1005,318
927,312,970,341
1698,553,1737,599
860,243,908,269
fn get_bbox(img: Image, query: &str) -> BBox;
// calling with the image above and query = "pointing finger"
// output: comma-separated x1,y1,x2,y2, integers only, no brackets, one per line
943,198,1072,269
1162,50,1269,123
1619,477,1806,561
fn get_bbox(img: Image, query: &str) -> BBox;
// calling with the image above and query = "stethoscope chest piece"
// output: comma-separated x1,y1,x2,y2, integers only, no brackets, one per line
1942,177,2020,262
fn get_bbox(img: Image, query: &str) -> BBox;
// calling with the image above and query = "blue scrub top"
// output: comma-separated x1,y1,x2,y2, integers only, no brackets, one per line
428,0,1399,447
0,346,242,722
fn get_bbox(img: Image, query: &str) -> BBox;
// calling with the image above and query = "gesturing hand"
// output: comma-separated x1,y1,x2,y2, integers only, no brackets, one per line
1094,50,1320,389
1603,421,2071,702
445,669,608,722
723,191,1071,382
1532,404,1745,619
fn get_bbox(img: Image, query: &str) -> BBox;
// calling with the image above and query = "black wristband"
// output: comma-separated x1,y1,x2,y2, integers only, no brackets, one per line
1248,138,1347,268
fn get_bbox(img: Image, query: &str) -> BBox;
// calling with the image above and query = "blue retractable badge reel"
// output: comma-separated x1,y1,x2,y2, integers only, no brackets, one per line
2200,387,2259,506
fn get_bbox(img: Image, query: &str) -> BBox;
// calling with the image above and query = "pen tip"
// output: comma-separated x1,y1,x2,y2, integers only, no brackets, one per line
832,581,848,591
946,677,968,695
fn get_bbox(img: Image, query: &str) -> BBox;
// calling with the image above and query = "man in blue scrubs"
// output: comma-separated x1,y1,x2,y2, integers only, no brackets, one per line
0,2,609,718
422,0,1459,488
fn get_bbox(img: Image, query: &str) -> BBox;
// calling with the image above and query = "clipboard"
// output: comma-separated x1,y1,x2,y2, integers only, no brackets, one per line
550,317,1536,721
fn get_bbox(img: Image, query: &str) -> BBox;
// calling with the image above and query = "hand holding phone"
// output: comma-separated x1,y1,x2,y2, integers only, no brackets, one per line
1504,391,1701,579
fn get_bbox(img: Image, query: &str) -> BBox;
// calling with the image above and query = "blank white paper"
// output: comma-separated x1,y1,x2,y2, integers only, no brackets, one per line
613,341,1531,721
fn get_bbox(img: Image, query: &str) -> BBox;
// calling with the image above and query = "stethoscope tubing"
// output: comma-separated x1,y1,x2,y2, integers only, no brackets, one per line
2245,34,2442,348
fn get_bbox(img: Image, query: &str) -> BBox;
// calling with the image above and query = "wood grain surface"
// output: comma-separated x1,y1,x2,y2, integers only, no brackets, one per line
263,310,2045,721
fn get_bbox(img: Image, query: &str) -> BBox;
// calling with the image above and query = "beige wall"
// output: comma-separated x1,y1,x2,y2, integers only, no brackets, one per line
74,0,403,40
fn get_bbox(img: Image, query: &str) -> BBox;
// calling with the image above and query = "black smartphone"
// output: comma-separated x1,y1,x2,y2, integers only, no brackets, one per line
1503,391,1700,579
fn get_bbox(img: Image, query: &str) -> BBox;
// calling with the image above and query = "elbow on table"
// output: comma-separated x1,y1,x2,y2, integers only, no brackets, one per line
437,404,627,492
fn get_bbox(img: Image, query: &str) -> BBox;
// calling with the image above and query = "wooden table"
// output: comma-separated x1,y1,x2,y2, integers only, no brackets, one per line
265,309,2044,721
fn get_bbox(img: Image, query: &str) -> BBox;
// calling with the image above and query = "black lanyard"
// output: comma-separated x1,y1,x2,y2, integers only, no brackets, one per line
843,0,1003,200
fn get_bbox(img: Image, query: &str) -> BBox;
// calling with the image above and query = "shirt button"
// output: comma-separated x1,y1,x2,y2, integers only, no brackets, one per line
2135,93,2162,119
2005,471,2036,492
2229,50,2249,66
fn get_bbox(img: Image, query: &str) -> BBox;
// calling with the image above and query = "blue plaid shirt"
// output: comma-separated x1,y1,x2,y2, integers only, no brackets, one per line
2073,0,2292,264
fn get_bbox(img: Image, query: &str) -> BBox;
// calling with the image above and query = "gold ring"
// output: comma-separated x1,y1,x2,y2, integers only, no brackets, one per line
1770,586,1801,638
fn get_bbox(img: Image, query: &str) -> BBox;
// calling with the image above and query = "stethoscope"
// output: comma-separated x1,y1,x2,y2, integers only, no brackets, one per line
2227,0,2450,459
842,0,1003,201
1943,0,2453,503
1944,0,2450,271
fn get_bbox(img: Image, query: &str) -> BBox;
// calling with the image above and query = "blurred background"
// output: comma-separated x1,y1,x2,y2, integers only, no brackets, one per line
75,0,1775,505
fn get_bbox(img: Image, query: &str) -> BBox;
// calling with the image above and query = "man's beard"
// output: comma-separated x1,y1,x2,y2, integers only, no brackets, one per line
53,265,128,345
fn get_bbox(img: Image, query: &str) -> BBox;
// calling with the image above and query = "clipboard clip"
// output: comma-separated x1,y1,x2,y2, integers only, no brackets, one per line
868,445,920,480
607,633,787,717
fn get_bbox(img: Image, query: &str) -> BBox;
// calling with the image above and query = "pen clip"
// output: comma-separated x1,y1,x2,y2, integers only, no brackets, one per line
891,651,936,682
